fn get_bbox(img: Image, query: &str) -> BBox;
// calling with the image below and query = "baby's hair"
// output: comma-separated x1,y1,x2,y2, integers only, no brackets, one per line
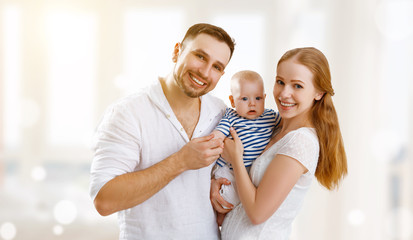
230,70,264,95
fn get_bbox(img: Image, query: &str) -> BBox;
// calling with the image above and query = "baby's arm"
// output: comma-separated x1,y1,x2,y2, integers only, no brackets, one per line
211,130,226,143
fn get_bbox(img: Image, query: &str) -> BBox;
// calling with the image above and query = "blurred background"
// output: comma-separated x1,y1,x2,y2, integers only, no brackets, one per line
0,0,412,239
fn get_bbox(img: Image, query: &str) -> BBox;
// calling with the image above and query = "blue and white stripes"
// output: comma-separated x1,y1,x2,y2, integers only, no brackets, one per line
215,108,281,168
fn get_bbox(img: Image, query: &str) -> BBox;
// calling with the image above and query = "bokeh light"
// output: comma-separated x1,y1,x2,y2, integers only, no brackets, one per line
347,209,366,226
30,166,47,181
53,225,64,236
0,222,17,240
53,200,77,225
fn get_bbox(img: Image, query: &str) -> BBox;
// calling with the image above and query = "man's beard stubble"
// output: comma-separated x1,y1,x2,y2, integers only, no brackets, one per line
173,72,208,98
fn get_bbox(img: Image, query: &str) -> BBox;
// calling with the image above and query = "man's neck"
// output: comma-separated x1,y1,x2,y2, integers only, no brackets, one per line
159,76,201,139
159,76,200,111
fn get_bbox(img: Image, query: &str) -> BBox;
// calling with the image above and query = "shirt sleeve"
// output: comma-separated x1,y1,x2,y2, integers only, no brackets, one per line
273,110,282,128
263,108,282,130
277,130,319,174
89,102,141,200
214,108,232,137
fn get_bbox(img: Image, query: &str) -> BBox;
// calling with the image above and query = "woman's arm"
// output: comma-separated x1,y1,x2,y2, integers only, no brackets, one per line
224,128,307,225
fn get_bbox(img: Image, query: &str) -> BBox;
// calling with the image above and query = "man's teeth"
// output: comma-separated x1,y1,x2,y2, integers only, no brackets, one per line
191,75,205,86
281,102,295,107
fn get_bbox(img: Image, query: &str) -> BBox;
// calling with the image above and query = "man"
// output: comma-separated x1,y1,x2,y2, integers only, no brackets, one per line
89,23,235,239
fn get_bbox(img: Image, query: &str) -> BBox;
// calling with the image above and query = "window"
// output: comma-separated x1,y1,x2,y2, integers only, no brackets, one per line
120,8,184,94
46,11,97,146
2,6,21,150
212,14,265,105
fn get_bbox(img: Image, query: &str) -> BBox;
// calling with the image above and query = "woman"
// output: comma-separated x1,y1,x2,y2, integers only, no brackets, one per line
216,47,348,239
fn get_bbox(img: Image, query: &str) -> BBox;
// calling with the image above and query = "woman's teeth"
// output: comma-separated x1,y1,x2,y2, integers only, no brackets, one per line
280,102,295,107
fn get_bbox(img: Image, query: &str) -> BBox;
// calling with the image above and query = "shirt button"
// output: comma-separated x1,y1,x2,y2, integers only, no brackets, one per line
180,128,184,131
166,114,170,118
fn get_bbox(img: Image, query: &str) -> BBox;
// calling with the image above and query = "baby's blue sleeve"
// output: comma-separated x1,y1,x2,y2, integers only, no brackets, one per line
273,109,282,128
214,108,232,137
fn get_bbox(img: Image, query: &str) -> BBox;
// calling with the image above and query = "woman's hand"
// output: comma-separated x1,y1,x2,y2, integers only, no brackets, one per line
221,128,244,165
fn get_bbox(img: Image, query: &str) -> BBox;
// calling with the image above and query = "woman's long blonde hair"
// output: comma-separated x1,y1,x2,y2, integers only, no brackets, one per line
277,47,347,190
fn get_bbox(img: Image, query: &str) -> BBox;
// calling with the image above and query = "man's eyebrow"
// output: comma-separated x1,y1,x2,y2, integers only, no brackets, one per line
193,49,226,69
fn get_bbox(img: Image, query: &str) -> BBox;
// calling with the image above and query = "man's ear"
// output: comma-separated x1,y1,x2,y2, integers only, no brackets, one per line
315,92,324,101
172,43,181,62
229,95,236,108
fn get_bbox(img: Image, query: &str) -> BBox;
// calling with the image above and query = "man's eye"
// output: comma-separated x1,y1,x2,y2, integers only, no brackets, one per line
214,65,222,72
197,54,205,60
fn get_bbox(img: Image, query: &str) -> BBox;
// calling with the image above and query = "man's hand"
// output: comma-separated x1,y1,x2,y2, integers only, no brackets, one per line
177,134,224,171
217,212,226,226
210,178,233,214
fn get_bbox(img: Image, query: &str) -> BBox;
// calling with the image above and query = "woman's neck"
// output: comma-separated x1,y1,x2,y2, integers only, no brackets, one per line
279,114,313,134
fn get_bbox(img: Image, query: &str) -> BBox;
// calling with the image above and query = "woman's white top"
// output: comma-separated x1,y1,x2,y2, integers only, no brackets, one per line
221,127,319,240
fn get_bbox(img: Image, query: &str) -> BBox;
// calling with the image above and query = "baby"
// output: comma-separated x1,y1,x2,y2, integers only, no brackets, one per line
212,70,281,207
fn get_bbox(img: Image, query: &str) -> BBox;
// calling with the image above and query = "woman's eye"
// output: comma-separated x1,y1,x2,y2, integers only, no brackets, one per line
295,84,303,89
276,80,284,85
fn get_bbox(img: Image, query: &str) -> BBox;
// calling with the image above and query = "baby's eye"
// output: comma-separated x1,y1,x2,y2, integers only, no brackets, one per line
255,97,262,100
241,97,248,101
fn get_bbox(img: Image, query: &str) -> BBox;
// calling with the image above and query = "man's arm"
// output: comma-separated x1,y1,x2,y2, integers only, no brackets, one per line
94,134,223,216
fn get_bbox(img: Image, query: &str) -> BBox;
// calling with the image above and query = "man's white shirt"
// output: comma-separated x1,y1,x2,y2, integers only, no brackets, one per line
90,80,226,240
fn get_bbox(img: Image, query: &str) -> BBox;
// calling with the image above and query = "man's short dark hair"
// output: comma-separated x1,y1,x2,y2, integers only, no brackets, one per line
181,23,236,59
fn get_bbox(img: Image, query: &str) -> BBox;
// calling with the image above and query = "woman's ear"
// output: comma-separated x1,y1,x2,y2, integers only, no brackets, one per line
229,95,236,108
315,92,324,101
172,43,181,62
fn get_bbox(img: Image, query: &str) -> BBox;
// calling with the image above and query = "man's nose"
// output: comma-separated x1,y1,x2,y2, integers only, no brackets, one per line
199,63,212,78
